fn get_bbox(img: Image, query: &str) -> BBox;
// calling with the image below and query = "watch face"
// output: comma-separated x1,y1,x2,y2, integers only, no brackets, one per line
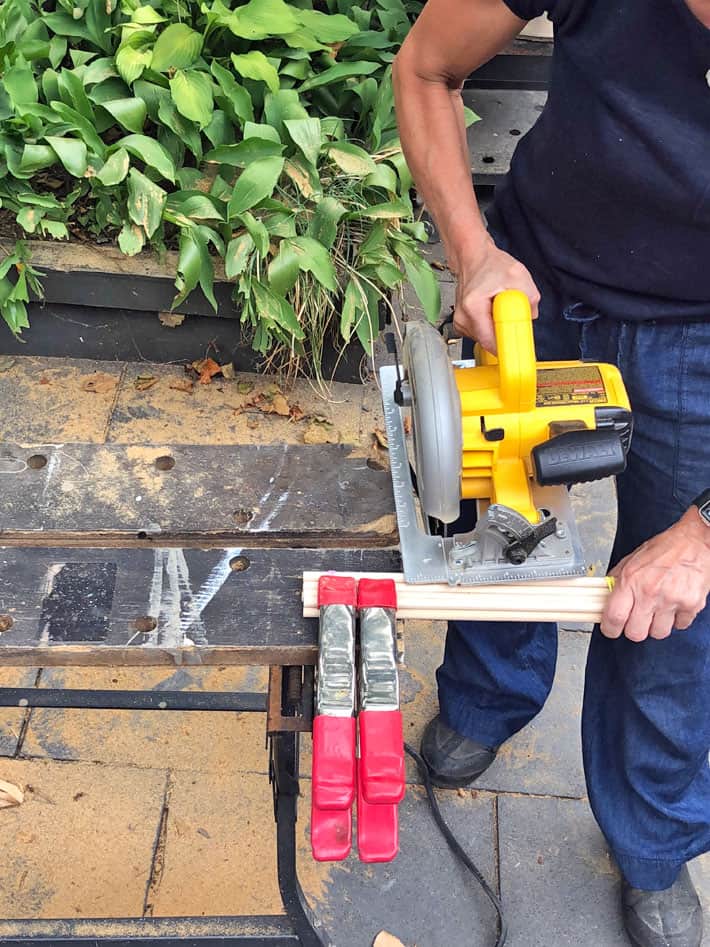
700,499,710,526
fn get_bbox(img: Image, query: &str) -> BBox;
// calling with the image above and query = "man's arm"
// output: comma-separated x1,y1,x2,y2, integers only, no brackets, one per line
392,0,541,351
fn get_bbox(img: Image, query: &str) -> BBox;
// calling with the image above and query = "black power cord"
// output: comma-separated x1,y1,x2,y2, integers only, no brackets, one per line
404,743,508,947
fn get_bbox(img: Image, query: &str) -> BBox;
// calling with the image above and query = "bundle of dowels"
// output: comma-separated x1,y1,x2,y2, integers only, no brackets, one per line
302,573,613,624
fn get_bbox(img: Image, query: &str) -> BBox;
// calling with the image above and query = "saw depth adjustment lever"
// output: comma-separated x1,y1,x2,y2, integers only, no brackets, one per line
311,577,404,863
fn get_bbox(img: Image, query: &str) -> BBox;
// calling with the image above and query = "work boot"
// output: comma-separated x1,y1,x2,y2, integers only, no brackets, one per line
420,715,497,788
622,864,703,947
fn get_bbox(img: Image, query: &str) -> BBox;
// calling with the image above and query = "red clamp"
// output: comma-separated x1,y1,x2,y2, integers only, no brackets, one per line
356,579,405,863
311,575,357,861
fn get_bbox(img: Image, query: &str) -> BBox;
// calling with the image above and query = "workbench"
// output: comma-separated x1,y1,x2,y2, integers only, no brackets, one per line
0,441,400,946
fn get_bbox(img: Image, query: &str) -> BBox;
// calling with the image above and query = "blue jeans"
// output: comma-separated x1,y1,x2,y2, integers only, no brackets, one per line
438,247,710,889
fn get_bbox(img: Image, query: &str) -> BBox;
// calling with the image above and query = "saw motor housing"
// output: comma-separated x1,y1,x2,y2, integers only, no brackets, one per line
455,291,631,526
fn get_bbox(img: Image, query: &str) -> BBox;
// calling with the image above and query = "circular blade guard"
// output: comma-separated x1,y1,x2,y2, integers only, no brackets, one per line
402,322,462,525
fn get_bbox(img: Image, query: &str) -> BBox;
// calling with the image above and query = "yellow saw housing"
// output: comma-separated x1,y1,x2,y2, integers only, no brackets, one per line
456,290,631,525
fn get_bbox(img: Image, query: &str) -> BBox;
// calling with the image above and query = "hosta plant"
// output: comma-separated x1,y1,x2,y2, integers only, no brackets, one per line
0,0,466,377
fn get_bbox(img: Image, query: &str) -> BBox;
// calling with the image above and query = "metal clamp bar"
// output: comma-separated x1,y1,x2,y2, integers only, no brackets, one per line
0,688,267,713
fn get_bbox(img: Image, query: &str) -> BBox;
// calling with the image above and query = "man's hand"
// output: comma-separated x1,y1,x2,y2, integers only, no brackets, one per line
453,237,541,353
600,508,710,642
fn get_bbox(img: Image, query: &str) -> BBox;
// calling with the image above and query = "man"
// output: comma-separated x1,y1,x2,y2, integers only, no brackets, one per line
392,2,710,945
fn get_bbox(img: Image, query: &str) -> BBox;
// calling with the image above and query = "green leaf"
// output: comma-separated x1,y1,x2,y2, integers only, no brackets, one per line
19,144,57,174
354,280,380,355
239,211,269,257
49,35,68,70
100,98,147,133
205,138,283,167
41,11,93,44
4,62,38,109
57,69,94,124
118,222,145,256
49,101,106,158
169,70,214,129
243,121,281,143
45,136,88,177
84,57,119,85
268,243,299,296
151,23,203,72
307,196,346,249
284,118,321,168
127,167,166,238
231,51,280,95
228,156,284,219
299,61,379,93
117,134,176,182
464,106,481,127
365,162,398,193
286,236,337,292
96,147,130,186
40,219,69,240
251,280,304,340
210,61,254,125
349,198,412,219
325,142,376,176
221,0,300,41
16,206,44,234
131,6,167,26
340,277,359,342
204,110,234,148
395,240,441,323
174,229,216,310
225,232,255,279
115,32,153,84
264,89,308,137
294,9,359,42
166,193,223,222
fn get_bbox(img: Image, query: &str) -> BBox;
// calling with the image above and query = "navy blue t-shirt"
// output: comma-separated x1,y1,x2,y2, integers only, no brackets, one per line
491,0,710,321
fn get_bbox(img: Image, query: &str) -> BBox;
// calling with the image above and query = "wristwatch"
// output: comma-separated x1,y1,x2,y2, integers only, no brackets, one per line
691,489,710,527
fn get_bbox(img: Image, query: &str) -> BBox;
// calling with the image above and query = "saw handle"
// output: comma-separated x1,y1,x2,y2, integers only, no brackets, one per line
475,290,538,415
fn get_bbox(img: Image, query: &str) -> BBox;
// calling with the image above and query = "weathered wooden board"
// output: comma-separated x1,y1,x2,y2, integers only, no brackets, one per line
0,443,396,545
0,547,400,666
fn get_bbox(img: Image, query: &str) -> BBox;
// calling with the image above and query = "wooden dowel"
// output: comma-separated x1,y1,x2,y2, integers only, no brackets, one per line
302,571,610,623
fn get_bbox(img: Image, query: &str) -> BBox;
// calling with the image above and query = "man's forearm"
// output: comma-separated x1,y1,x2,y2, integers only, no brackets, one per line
392,52,490,275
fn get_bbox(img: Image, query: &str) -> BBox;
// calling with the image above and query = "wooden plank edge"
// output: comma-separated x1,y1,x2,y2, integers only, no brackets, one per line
0,531,399,549
0,645,317,668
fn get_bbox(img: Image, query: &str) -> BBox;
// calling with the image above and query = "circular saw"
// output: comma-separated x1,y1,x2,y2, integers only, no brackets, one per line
381,290,632,585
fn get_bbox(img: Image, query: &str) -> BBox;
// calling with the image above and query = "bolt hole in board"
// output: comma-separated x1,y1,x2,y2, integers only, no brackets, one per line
154,455,175,471
233,509,254,526
27,454,47,469
229,555,251,572
133,616,157,633
0,616,13,633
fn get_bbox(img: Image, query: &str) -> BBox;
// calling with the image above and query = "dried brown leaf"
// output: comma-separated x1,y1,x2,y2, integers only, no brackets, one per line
220,362,236,380
192,358,222,385
271,393,290,416
373,933,408,947
169,378,194,394
158,310,186,328
289,404,305,422
134,375,158,391
304,422,339,445
0,356,17,373
373,428,389,449
80,372,118,394
0,779,24,809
